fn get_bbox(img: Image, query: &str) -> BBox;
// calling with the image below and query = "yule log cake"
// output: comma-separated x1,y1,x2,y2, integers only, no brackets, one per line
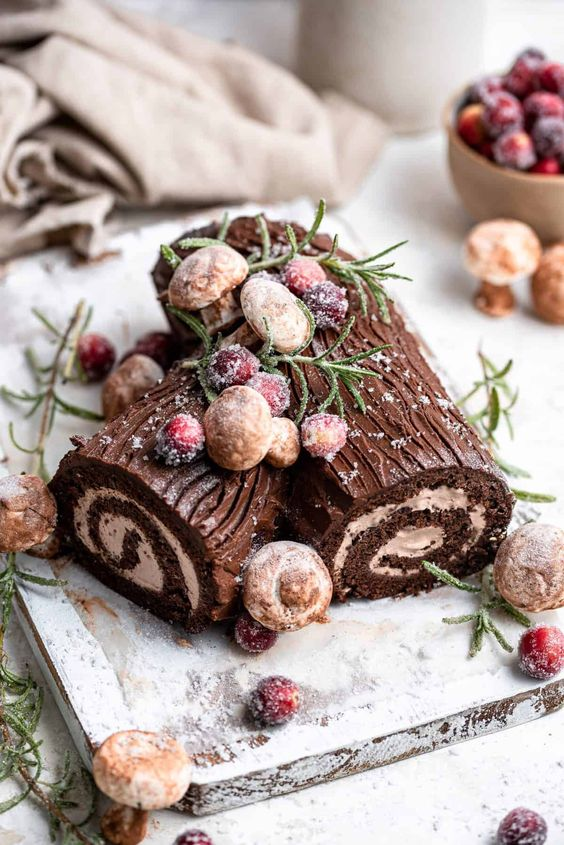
51,210,514,632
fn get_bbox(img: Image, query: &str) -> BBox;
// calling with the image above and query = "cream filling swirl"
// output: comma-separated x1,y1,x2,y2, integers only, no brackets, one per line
332,485,486,580
74,488,200,610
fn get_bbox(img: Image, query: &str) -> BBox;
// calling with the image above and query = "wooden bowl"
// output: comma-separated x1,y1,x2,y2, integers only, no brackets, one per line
445,94,564,243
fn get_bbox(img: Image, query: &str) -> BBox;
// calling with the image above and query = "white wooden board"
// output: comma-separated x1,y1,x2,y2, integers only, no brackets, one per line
1,202,563,815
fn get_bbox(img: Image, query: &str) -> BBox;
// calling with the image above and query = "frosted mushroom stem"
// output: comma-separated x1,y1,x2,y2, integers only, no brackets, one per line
474,280,515,318
92,730,193,845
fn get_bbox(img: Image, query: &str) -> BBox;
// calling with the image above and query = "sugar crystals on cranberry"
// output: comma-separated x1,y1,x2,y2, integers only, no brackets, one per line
155,413,205,466
303,281,348,330
205,345,260,393
246,372,290,416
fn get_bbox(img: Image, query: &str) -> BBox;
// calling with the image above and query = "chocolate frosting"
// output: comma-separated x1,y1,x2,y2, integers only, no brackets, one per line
51,215,513,632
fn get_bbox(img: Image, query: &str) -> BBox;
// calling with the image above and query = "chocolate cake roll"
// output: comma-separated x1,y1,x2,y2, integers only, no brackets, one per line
51,214,513,634
154,217,514,603
51,369,286,632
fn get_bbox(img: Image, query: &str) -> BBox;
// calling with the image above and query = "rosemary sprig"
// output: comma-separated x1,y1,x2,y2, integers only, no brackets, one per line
423,560,530,658
0,302,103,481
258,309,390,423
167,306,219,403
458,352,555,504
0,553,102,843
160,200,410,325
172,301,390,424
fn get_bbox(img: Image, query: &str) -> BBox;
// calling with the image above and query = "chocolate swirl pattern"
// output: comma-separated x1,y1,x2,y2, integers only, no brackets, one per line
51,215,513,632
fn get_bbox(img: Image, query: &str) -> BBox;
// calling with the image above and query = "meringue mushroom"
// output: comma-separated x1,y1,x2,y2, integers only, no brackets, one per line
102,354,164,420
264,418,301,468
0,474,57,553
240,275,310,353
463,219,542,317
203,386,273,471
493,523,564,612
243,540,333,631
531,243,564,324
168,245,248,312
92,730,192,811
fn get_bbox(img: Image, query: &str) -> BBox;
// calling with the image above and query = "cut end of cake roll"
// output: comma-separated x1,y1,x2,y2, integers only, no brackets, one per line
291,465,513,602
51,368,286,632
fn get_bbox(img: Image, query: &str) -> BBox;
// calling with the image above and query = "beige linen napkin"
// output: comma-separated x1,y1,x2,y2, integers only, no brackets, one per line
0,0,387,259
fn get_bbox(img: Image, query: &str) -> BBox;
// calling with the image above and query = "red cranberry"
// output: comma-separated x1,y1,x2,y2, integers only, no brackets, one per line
469,75,503,104
504,56,541,99
523,92,564,128
493,131,536,170
123,331,176,370
497,807,547,845
532,116,564,158
518,625,564,680
77,333,116,382
538,61,564,96
483,91,524,138
234,612,279,653
303,281,348,330
457,104,487,147
205,345,260,393
530,157,561,175
249,675,300,725
283,256,326,297
155,413,205,466
301,413,348,460
174,831,213,845
246,372,290,416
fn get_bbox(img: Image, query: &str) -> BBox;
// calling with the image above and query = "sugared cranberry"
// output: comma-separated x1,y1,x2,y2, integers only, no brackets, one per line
483,91,524,138
530,157,561,175
174,831,213,845
123,331,176,370
493,131,536,170
518,625,564,680
249,675,300,725
246,372,290,417
469,75,503,104
497,807,547,845
234,612,279,653
77,333,116,382
283,256,326,297
504,56,541,99
523,92,564,128
302,281,348,330
516,47,546,63
538,61,564,96
457,104,486,147
205,345,260,393
301,413,348,460
532,116,564,158
155,413,205,466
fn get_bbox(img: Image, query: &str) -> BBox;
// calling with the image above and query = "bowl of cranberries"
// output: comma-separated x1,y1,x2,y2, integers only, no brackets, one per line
446,47,564,241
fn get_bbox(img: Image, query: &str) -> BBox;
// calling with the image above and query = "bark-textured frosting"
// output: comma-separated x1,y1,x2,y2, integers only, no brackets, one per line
51,216,513,633
155,217,514,602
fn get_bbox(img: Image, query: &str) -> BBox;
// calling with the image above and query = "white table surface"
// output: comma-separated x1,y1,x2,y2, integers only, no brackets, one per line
3,2,564,843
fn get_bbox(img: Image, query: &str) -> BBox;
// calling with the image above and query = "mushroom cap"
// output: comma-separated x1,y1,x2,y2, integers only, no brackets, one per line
243,540,333,631
531,243,564,324
92,730,192,810
463,219,541,285
493,523,564,612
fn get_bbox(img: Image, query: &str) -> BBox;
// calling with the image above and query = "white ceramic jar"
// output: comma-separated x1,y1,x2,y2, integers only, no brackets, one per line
298,0,486,132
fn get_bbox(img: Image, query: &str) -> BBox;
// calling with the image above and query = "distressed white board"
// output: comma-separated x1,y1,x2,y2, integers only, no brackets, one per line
1,202,563,815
